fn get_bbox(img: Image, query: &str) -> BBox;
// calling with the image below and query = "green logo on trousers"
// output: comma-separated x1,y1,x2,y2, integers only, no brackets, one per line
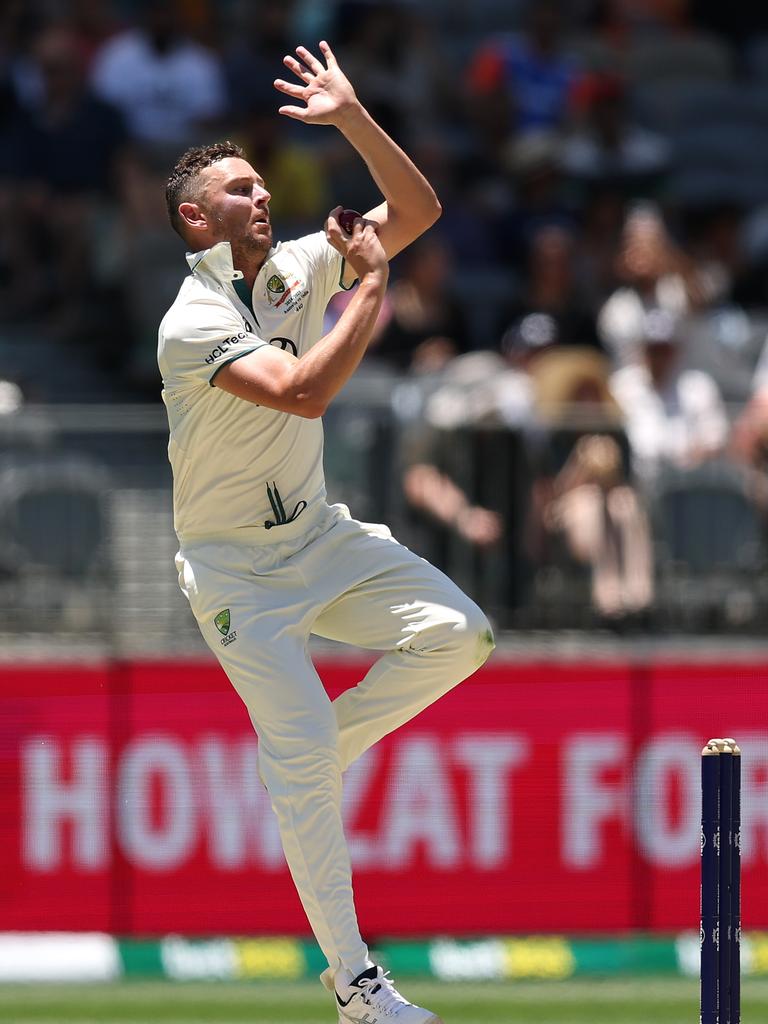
214,609,231,636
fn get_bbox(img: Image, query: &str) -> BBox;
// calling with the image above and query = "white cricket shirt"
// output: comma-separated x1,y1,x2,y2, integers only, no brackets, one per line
158,233,350,540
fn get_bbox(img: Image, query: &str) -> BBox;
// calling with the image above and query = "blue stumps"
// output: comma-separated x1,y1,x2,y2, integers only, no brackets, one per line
701,737,741,1024
701,741,720,1024
718,743,733,1024
725,740,741,1024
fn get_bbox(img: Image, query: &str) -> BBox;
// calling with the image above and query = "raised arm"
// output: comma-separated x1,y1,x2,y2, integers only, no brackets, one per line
214,209,388,417
274,41,441,269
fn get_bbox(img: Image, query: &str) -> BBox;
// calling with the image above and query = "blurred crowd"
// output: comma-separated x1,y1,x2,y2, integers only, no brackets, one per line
4,0,768,629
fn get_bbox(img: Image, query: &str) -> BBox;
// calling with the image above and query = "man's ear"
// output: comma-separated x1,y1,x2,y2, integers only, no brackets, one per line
179,202,207,232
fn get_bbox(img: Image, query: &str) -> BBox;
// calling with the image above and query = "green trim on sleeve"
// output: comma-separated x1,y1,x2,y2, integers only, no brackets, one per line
338,257,357,291
208,346,263,386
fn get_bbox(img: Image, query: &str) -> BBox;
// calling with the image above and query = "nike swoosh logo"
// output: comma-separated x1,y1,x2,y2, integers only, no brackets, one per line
336,991,355,1008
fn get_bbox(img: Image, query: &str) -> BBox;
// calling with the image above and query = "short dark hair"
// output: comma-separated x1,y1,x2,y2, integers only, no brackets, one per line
165,141,245,240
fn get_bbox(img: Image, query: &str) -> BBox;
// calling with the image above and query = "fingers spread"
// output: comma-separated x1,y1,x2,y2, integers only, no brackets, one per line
295,45,323,74
277,105,307,121
319,40,337,66
282,54,312,83
274,79,305,99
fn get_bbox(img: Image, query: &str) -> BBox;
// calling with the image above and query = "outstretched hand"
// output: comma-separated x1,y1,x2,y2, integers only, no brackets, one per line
274,41,359,126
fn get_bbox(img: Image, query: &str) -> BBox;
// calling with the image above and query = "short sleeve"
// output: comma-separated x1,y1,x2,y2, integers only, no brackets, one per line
160,293,267,388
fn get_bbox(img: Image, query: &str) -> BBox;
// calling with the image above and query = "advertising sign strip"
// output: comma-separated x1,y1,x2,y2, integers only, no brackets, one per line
111,932,768,982
2,660,767,935
0,933,767,983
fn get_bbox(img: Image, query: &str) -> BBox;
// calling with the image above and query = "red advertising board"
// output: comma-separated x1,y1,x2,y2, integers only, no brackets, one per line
1,658,767,936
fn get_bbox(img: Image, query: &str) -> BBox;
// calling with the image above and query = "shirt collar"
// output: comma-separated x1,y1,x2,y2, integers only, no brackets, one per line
186,241,241,281
185,241,277,283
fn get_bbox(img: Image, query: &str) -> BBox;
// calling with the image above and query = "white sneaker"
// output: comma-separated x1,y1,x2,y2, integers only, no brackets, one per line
331,964,443,1023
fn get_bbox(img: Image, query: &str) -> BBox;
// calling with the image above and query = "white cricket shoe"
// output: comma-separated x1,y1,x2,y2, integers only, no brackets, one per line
330,964,443,1023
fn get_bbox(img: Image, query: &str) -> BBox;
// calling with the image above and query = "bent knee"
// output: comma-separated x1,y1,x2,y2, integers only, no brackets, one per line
463,605,495,668
445,601,495,669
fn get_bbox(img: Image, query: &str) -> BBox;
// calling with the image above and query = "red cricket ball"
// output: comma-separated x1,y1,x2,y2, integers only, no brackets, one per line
339,208,362,234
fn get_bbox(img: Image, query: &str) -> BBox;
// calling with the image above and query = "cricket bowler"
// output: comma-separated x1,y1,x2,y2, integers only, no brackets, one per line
158,40,494,1024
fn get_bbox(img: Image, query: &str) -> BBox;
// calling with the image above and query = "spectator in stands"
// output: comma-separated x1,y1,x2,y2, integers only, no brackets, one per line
398,356,514,609
13,24,128,196
573,182,626,310
408,327,629,620
66,0,122,69
466,0,583,146
529,344,620,428
423,350,532,435
562,71,670,194
729,368,768,524
224,1,297,120
409,138,496,274
681,202,747,310
490,130,577,270
544,433,654,626
402,429,504,551
359,234,471,374
90,3,226,147
423,291,608,435
730,332,768,470
396,318,571,583
0,24,130,333
496,223,600,350
609,309,728,485
337,2,456,147
597,200,719,369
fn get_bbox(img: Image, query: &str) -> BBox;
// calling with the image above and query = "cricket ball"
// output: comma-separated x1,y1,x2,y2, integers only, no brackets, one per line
339,208,362,234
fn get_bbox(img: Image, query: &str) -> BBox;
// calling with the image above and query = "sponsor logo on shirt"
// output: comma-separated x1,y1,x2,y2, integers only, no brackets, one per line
268,337,298,356
204,332,249,366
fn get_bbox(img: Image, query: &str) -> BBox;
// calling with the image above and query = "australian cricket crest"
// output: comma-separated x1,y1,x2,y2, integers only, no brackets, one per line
262,259,309,313
266,273,286,298
214,609,237,646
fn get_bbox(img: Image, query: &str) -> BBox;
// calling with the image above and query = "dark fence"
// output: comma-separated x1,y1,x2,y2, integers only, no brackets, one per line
0,389,765,656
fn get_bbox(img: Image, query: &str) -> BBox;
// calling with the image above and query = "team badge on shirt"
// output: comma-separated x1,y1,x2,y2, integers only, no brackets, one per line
263,265,309,314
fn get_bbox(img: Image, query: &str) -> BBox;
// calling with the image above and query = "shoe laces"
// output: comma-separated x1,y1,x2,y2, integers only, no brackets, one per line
357,970,409,1016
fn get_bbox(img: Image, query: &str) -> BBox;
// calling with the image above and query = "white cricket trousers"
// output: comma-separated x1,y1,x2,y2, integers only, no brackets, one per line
176,502,494,977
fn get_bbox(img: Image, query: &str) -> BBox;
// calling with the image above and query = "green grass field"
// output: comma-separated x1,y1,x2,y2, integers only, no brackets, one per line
1,977,767,1024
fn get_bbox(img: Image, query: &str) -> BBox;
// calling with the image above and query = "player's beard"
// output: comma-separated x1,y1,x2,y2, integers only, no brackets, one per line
231,224,273,274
